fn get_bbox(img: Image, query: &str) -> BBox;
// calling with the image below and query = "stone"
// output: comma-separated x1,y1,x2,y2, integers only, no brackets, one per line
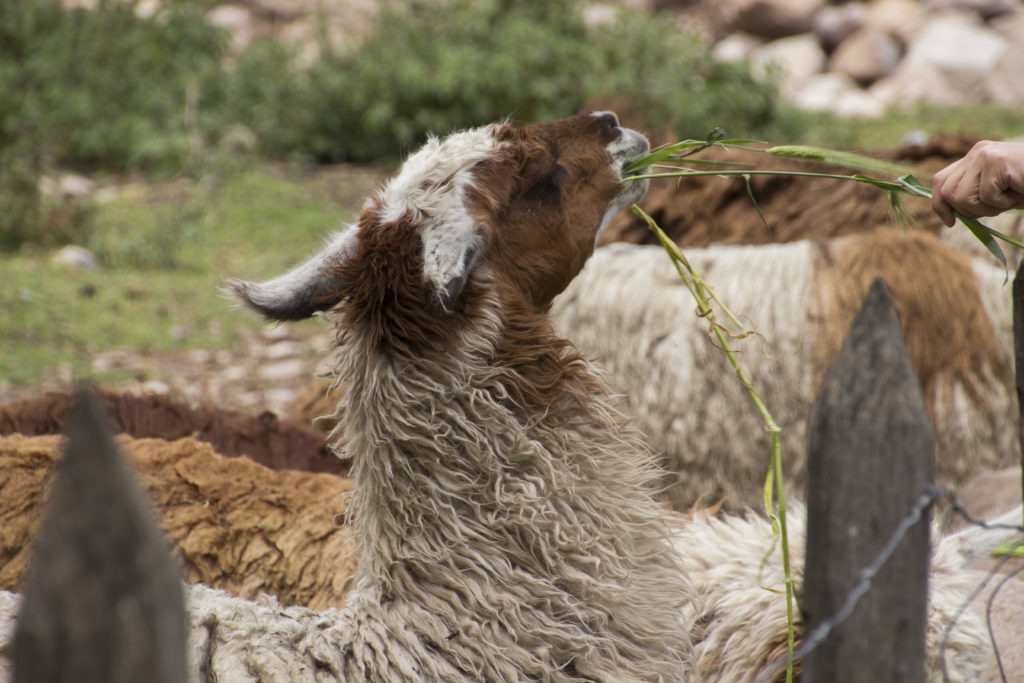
169,325,192,343
710,31,764,62
733,0,827,39
789,72,860,112
869,61,963,106
864,0,927,44
812,2,867,51
205,5,259,59
925,0,1018,20
903,12,1007,74
899,12,1008,102
987,41,1024,107
51,245,98,272
832,89,886,118
58,174,97,198
263,340,304,361
828,26,902,85
258,359,308,383
133,0,159,19
789,73,885,118
991,8,1024,41
749,33,826,94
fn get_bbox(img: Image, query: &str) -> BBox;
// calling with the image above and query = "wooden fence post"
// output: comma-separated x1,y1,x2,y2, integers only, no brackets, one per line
12,385,187,683
1013,260,1024,509
803,278,934,683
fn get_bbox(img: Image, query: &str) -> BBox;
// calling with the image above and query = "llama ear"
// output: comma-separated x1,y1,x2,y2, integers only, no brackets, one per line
421,213,484,312
229,229,358,321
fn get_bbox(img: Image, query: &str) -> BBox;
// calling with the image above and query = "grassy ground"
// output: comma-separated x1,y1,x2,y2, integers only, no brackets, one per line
797,102,1024,151
0,162,383,386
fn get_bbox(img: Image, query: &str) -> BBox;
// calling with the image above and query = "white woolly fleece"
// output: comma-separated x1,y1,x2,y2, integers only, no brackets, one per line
675,504,1021,682
377,125,500,302
551,241,1017,510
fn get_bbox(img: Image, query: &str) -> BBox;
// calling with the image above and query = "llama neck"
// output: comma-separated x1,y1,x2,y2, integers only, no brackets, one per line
330,309,695,681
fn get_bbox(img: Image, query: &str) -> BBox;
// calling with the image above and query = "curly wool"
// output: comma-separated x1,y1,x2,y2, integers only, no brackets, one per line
323,281,695,681
675,504,1010,682
551,234,1016,510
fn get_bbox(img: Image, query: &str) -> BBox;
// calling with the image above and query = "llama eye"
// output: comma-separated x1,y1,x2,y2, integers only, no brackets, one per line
522,164,568,204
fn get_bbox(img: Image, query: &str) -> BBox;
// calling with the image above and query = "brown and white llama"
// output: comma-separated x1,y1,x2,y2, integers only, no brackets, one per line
231,111,696,681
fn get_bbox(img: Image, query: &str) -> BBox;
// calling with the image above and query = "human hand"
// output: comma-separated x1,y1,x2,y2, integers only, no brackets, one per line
931,140,1024,227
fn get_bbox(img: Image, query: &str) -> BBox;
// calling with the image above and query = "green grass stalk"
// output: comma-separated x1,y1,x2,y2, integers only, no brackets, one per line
631,204,797,682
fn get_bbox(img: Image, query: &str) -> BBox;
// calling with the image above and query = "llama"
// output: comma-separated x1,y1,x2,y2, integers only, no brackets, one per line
551,231,1016,510
230,111,697,681
0,432,355,610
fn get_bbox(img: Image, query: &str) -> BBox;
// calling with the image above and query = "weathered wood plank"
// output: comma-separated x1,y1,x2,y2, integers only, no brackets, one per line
803,277,934,683
13,386,187,683
1014,260,1024,510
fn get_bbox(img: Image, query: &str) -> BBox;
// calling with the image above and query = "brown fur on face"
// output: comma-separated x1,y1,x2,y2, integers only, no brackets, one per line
338,115,633,364
468,116,627,310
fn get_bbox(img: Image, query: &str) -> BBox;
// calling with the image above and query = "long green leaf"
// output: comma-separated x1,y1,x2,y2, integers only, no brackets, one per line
768,145,915,178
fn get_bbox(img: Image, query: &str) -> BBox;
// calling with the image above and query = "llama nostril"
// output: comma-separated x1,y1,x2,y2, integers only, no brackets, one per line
591,111,621,135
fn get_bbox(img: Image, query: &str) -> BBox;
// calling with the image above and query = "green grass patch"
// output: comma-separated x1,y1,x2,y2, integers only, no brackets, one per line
0,164,378,386
792,102,1024,151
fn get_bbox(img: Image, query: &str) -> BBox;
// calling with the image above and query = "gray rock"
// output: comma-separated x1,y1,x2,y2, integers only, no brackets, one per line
832,88,886,119
863,0,928,44
258,359,308,383
263,340,304,360
710,31,765,62
749,33,826,94
870,60,964,106
205,5,260,58
812,2,867,51
790,72,861,112
925,0,1019,20
734,0,827,39
903,12,1007,75
828,26,902,85
987,40,1024,107
51,245,98,272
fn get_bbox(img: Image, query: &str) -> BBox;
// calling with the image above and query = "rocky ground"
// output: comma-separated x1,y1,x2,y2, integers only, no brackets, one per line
0,323,335,423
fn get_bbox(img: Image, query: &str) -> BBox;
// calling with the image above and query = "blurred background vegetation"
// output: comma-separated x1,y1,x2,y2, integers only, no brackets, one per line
3,0,1024,386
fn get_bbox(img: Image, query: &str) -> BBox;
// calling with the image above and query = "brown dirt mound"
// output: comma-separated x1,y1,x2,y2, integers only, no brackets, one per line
602,136,978,249
0,432,356,610
0,388,347,476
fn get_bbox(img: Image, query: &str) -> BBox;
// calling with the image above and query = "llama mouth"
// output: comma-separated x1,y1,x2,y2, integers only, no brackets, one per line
622,157,651,179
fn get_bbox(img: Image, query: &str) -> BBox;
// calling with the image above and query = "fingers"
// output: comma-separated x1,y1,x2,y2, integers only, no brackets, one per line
931,158,965,227
931,140,1024,226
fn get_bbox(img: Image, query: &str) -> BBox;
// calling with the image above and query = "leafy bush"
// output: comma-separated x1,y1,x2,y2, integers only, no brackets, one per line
1,1,226,172
0,0,226,249
218,0,792,163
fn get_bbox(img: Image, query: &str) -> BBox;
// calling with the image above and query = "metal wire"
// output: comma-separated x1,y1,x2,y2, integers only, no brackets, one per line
757,486,1024,683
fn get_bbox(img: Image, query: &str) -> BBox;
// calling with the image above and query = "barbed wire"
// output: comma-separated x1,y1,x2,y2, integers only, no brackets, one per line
755,485,1024,683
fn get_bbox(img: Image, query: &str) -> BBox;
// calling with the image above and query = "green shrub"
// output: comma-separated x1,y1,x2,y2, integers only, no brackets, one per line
0,0,226,250
1,0,226,172
582,11,793,141
217,0,790,163
306,0,594,161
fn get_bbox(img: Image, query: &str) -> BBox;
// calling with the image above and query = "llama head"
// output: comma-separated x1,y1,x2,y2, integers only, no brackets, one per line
231,112,648,351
